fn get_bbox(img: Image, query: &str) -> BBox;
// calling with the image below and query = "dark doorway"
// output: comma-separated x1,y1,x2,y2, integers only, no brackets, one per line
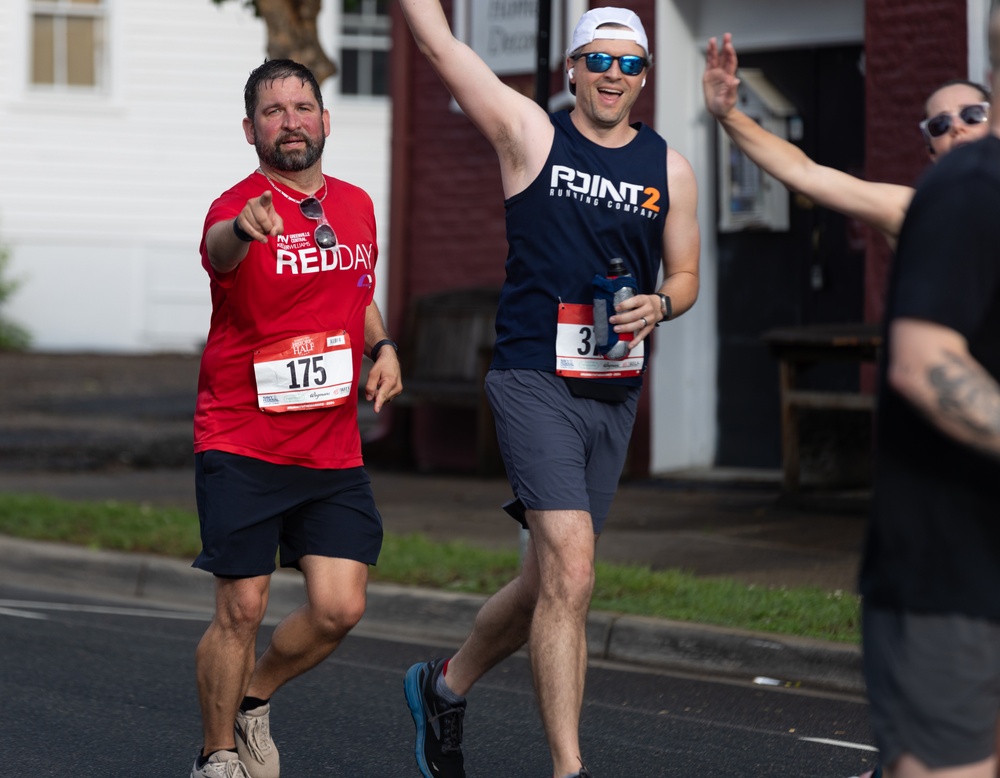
714,45,867,472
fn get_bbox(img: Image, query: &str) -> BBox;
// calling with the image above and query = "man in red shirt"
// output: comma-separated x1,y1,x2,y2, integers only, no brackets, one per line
189,59,401,778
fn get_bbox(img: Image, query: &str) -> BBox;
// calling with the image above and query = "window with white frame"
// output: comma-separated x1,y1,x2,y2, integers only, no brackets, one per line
339,0,389,97
30,0,108,91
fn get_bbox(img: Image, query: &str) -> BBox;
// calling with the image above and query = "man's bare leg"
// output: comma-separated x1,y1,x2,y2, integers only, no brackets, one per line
427,508,594,776
525,508,596,778
245,556,368,699
440,534,541,696
196,575,270,754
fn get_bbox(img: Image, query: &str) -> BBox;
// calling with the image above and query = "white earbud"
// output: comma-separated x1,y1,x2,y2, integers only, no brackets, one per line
568,67,575,80
641,77,646,88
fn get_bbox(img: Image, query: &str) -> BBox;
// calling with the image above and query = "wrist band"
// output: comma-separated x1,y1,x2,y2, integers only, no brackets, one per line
370,339,398,362
232,218,254,243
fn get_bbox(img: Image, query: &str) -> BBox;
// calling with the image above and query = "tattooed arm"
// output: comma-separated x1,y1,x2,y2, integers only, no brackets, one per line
888,318,1000,460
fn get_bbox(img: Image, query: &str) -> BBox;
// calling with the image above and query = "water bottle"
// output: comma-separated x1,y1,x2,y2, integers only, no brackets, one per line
601,258,636,360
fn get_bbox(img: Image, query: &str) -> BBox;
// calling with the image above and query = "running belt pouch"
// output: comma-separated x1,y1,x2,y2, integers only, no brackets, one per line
565,378,629,403
592,273,632,355
502,498,528,528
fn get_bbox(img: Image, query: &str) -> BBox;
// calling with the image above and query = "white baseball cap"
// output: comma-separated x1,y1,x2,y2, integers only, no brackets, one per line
567,7,649,58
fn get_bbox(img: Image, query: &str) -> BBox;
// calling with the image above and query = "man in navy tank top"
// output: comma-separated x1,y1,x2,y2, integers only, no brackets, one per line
399,5,700,777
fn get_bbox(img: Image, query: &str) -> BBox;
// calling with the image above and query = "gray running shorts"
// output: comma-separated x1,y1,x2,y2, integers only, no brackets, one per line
193,450,383,577
484,369,640,534
863,604,1000,769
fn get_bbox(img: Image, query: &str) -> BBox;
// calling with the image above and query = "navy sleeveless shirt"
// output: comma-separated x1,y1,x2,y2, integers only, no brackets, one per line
491,110,669,387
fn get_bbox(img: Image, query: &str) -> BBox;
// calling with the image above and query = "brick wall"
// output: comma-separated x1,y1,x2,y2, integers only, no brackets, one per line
863,0,968,324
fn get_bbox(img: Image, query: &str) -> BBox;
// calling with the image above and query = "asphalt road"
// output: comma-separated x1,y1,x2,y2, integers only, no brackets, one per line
0,582,877,778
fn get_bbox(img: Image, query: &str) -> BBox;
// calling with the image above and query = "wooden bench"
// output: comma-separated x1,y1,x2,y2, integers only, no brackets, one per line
392,287,502,474
762,323,882,492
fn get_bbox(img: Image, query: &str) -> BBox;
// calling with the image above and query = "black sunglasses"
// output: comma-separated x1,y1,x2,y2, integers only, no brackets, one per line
299,197,337,250
572,52,648,76
919,102,990,140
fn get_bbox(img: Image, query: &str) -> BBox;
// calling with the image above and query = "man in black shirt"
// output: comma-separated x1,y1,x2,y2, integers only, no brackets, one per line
859,9,1000,778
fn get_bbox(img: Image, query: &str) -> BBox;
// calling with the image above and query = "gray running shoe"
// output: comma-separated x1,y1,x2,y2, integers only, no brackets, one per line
190,749,251,778
235,703,280,778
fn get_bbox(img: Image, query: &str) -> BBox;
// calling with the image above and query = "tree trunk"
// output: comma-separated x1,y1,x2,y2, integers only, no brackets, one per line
255,0,337,83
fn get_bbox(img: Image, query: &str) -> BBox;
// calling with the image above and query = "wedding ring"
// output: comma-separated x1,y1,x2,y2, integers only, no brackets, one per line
640,317,647,328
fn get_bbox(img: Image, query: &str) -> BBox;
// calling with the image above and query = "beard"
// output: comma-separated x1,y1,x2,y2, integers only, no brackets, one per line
256,130,325,172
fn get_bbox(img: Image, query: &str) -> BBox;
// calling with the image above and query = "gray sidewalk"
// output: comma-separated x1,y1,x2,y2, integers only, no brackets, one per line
0,351,868,694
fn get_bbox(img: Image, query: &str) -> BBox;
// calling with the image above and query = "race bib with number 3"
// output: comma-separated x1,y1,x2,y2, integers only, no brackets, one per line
253,330,354,412
555,303,644,378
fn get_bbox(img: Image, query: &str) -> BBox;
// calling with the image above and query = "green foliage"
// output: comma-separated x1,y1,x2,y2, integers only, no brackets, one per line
590,564,860,644
0,492,861,644
0,494,202,557
375,532,522,593
0,237,30,351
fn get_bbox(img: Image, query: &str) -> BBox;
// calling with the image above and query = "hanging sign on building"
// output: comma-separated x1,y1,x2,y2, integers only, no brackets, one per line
461,0,564,76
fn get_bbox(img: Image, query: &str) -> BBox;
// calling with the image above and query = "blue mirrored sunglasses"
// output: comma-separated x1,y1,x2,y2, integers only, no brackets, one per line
573,52,648,76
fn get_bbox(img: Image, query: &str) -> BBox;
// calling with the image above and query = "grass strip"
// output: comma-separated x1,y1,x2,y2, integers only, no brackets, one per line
0,492,860,644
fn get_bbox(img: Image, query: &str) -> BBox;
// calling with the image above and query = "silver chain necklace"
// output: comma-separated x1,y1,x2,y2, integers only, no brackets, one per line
255,167,328,205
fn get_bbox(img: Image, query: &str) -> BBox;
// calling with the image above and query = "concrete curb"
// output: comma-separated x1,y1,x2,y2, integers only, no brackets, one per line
0,536,864,695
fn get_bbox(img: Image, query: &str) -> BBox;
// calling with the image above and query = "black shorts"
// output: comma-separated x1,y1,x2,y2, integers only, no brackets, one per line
863,604,1000,769
193,450,383,577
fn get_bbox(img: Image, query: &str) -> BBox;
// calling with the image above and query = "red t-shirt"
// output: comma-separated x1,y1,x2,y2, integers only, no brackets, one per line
194,171,377,469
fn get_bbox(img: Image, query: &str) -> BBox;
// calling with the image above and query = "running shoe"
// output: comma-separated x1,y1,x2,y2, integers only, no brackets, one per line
234,703,280,778
404,658,467,778
190,749,251,778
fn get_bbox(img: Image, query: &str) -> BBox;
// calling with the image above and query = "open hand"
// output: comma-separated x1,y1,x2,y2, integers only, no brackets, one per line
703,33,740,120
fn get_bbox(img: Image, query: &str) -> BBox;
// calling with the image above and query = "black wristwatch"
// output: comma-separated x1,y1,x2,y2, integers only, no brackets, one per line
370,339,398,362
656,293,672,324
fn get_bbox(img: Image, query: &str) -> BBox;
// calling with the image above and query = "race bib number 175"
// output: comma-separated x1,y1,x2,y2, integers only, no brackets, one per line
253,330,353,413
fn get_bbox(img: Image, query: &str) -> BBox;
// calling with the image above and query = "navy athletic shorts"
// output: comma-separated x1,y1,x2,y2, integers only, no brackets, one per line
193,450,383,577
484,369,640,534
863,604,1000,769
